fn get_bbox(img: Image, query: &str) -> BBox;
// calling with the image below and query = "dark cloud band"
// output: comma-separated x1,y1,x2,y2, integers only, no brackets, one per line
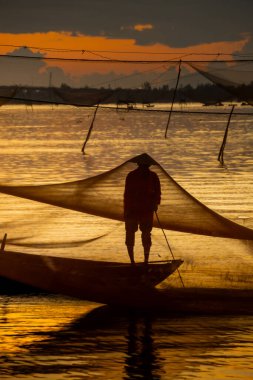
0,0,252,47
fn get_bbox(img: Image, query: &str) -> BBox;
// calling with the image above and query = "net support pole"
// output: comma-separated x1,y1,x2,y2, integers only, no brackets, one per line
0,233,7,253
81,103,99,154
164,60,182,138
218,104,235,165
155,212,185,288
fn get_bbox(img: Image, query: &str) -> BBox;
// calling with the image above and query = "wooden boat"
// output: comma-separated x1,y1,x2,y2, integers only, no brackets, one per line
2,249,253,315
0,250,183,304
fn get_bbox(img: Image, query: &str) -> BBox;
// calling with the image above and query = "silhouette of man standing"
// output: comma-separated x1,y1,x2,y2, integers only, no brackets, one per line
124,157,161,265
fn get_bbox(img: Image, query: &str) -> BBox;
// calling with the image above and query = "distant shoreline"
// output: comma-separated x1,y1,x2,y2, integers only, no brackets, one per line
1,84,252,106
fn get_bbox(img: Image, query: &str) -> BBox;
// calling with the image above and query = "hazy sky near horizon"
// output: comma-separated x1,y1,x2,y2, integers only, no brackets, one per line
0,0,252,87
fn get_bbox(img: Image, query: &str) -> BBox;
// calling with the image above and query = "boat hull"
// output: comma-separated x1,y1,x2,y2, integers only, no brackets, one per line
0,251,182,304
1,251,253,314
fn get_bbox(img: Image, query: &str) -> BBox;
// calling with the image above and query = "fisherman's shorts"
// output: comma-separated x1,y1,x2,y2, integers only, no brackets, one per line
125,213,154,248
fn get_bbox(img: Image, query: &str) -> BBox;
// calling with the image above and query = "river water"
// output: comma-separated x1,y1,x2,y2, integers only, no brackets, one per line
0,103,253,379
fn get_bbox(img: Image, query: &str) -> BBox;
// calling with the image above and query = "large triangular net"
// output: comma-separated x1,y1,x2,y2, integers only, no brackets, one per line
0,153,253,241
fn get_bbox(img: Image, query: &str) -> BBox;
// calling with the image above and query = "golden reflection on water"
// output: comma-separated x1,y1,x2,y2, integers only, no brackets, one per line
0,295,95,354
1,297,253,379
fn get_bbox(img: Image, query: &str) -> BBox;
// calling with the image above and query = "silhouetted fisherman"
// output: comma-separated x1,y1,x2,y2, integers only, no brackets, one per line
124,156,161,265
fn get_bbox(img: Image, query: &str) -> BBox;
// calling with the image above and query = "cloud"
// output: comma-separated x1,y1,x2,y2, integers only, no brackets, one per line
0,0,252,47
0,47,70,86
121,24,154,32
134,24,153,32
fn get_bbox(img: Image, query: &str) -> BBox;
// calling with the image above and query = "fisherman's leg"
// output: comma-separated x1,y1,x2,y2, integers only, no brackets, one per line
143,243,152,264
125,219,138,264
140,214,153,264
127,246,135,265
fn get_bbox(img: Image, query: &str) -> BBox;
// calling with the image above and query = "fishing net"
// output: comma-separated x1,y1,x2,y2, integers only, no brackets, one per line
188,60,253,106
0,153,253,241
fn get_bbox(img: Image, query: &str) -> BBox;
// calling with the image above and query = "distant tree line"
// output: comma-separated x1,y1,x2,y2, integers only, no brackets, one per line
0,81,252,105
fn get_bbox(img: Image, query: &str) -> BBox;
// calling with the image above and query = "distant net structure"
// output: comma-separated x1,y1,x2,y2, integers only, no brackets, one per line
0,48,252,161
0,50,252,106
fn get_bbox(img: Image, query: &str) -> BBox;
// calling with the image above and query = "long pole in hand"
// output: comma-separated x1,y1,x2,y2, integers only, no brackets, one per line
155,211,185,288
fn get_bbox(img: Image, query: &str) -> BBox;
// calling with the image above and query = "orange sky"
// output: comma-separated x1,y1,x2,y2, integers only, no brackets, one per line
0,31,249,61
0,32,250,87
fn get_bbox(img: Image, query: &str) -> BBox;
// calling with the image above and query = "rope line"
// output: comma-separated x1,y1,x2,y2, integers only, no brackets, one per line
1,44,253,58
0,95,252,116
0,53,253,64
